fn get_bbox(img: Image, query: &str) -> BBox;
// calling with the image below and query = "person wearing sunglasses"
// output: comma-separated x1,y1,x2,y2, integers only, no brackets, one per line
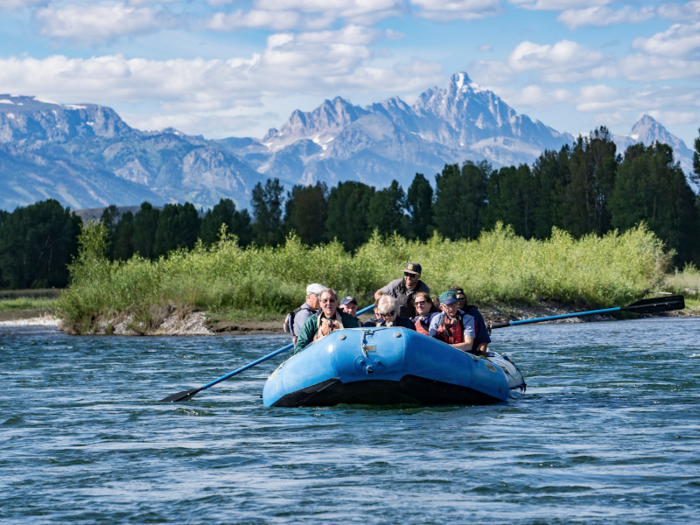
374,262,430,318
363,296,415,330
411,291,439,335
294,288,360,353
428,291,475,353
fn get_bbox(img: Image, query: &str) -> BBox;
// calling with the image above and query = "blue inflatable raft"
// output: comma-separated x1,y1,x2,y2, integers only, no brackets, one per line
263,327,525,408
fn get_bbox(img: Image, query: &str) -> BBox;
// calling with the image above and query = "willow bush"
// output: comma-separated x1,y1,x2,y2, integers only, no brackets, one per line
59,222,669,329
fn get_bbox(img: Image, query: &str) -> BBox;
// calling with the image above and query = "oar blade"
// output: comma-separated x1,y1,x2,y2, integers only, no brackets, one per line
159,388,201,403
622,295,685,314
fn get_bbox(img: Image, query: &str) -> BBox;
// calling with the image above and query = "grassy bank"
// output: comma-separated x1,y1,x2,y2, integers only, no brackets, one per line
0,297,58,312
57,222,671,333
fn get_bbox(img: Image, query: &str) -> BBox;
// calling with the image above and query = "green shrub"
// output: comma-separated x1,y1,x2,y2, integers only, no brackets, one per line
58,222,670,331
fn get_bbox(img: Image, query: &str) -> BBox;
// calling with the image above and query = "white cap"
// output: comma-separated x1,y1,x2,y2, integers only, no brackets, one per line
306,283,327,295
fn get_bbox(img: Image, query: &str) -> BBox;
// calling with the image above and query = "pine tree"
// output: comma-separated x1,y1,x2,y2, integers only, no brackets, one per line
251,178,285,246
610,142,700,265
0,199,82,288
283,182,329,245
132,202,160,259
484,164,536,238
693,126,700,185
531,147,570,239
433,161,490,240
99,205,119,261
200,198,252,246
406,173,433,240
154,202,201,257
112,211,134,261
559,127,619,237
325,181,375,251
367,180,408,237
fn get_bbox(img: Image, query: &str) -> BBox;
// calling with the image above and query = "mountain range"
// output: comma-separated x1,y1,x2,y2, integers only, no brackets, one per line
0,72,696,212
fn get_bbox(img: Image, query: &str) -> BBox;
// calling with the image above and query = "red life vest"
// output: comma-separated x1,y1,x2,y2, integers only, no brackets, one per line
435,313,464,344
414,316,431,335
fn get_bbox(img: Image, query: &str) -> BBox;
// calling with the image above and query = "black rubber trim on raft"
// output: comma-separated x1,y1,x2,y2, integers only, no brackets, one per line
271,375,502,407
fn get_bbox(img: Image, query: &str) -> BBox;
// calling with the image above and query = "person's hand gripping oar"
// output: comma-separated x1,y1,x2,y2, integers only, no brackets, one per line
159,304,375,402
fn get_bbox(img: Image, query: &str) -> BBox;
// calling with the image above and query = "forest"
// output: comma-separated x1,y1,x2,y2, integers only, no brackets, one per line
1,126,699,291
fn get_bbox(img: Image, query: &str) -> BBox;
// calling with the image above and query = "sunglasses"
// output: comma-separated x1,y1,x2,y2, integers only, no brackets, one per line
414,301,428,306
380,311,396,317
404,272,417,278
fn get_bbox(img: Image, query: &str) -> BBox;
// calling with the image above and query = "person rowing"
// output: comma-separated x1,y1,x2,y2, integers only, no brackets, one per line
412,291,439,335
294,288,359,354
450,286,490,354
429,291,475,353
374,262,430,318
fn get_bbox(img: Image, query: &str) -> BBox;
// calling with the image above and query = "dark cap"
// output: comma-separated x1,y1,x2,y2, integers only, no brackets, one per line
439,291,458,305
340,296,357,307
404,262,422,275
449,286,466,299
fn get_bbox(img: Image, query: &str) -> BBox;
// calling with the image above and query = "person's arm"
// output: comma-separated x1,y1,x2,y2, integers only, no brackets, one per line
375,279,399,300
294,315,317,354
292,309,305,337
451,316,475,352
428,313,442,337
469,308,490,354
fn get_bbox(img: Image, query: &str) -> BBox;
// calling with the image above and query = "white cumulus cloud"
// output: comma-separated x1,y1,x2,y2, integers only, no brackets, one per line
0,28,443,112
557,6,655,30
410,0,504,21
658,1,700,23
507,40,614,83
646,110,696,126
509,0,609,11
35,3,179,44
632,22,700,57
205,9,333,31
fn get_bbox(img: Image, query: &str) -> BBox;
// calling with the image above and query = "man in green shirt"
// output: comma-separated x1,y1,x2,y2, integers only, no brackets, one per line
294,288,359,354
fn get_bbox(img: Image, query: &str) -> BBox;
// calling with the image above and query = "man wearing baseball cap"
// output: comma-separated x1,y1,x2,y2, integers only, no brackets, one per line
428,290,475,353
284,283,327,345
374,262,430,318
449,286,490,353
338,296,358,318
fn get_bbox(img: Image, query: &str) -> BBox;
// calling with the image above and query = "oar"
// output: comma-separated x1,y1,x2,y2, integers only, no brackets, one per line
489,295,685,330
160,303,375,402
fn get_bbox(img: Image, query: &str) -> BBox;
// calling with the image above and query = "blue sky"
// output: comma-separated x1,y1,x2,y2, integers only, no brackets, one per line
1,0,698,145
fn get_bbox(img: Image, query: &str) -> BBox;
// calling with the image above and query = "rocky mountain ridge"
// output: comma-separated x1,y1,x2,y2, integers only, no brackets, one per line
0,75,696,212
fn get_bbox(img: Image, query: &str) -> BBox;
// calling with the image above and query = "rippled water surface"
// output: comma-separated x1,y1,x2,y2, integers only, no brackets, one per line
1,318,699,524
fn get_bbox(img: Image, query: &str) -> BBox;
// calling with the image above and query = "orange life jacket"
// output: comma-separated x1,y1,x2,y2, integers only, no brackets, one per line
435,313,464,344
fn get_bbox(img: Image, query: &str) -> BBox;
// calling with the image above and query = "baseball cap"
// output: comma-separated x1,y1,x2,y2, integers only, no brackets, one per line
340,296,357,307
306,283,327,295
439,291,459,305
404,262,422,275
449,286,466,299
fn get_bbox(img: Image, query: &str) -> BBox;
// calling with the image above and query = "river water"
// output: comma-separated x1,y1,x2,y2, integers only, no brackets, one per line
1,318,699,524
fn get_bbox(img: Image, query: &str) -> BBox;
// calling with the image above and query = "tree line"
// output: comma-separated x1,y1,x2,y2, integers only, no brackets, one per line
1,126,699,290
